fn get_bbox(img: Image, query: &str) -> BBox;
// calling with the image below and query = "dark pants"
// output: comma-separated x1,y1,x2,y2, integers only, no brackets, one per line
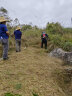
15,39,21,52
41,38,47,49
0,39,9,59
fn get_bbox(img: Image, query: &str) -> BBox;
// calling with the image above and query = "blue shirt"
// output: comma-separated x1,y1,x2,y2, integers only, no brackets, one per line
0,24,8,39
14,30,22,40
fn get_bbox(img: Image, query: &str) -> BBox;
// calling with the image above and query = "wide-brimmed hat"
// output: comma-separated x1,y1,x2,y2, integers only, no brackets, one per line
16,26,21,30
0,16,8,22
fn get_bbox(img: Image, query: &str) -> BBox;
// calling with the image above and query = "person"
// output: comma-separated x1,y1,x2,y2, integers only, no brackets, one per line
14,26,22,52
0,16,9,60
41,31,48,49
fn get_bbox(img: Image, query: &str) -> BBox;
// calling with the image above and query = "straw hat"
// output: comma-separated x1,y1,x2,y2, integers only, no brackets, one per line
0,16,7,22
16,26,21,30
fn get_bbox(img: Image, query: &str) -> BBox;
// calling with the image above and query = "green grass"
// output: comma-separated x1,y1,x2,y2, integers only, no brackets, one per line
4,93,21,96
15,84,22,90
32,92,39,96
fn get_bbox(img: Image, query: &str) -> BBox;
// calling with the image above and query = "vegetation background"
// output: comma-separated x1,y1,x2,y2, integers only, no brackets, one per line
0,7,72,55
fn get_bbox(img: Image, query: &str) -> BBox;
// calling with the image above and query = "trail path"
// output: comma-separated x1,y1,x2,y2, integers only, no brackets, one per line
0,47,67,96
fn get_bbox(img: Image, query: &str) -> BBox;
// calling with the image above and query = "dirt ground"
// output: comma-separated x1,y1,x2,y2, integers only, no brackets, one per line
0,47,67,96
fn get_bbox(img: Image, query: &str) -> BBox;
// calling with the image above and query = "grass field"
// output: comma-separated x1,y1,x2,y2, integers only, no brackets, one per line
0,46,72,96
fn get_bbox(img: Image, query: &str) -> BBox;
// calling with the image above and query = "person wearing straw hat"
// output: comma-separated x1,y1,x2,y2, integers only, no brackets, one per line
0,16,9,60
14,26,22,52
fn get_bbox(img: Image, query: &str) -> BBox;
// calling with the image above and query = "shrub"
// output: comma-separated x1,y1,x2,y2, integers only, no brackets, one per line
50,35,62,46
21,24,32,31
63,42,72,51
46,22,64,35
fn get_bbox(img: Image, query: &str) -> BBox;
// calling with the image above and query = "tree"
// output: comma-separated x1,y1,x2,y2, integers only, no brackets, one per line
0,7,7,14
13,18,20,26
0,7,12,26
22,24,32,30
0,7,8,18
46,22,64,35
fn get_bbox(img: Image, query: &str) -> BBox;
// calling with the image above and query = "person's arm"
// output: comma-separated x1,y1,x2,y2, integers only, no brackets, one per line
41,34,43,39
46,34,50,41
6,31,9,37
46,34,48,38
4,25,9,37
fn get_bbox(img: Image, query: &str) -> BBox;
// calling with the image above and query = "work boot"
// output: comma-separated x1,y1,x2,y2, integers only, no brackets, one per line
3,57,9,60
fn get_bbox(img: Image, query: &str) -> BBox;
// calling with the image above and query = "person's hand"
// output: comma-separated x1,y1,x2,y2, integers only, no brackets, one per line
6,31,9,37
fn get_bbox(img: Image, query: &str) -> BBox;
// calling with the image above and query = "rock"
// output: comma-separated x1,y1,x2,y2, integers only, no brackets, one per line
65,68,72,73
49,48,65,59
50,48,72,65
64,52,72,65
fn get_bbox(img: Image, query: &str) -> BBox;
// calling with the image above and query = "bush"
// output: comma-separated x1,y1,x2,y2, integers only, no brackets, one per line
50,35,62,46
63,42,72,51
46,22,64,35
21,24,32,31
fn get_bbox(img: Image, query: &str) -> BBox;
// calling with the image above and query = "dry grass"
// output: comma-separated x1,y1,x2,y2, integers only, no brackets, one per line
0,47,67,96
63,33,72,42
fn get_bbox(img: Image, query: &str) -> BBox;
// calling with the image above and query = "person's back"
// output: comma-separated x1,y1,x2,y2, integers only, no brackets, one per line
0,24,9,39
14,26,22,52
14,30,22,40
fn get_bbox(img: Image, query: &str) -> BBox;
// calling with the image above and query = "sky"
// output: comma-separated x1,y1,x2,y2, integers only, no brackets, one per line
0,0,72,28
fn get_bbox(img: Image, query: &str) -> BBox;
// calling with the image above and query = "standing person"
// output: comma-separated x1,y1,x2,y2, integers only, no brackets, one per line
0,17,9,60
41,31,48,49
14,26,22,52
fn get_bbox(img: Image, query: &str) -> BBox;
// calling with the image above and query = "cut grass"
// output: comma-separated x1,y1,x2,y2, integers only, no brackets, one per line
0,47,71,96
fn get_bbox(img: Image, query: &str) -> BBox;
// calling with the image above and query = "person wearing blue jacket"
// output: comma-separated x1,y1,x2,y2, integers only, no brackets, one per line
0,17,9,60
14,26,22,52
